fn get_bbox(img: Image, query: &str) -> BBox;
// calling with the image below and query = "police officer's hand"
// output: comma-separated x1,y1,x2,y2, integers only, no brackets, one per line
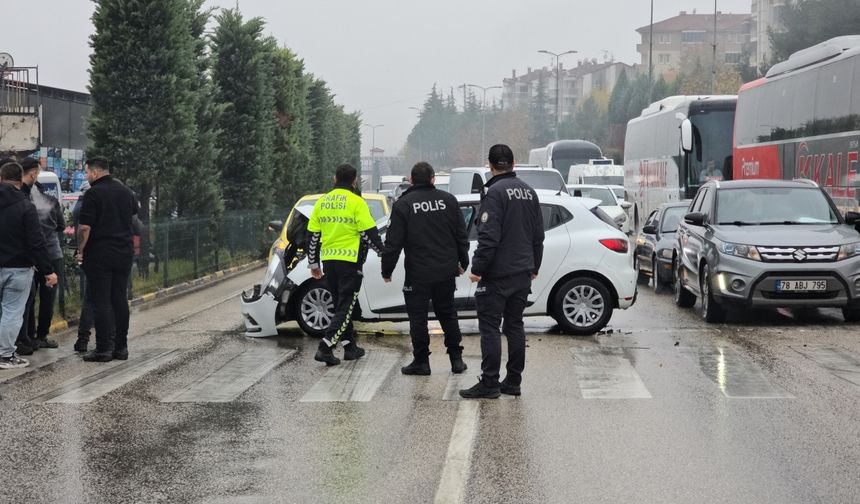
311,267,323,280
458,266,465,276
383,277,391,283
44,273,58,287
469,273,481,283
531,273,537,280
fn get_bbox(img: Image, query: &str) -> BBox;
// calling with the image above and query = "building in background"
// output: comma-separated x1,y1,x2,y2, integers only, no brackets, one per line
750,0,796,70
635,10,752,81
502,60,634,119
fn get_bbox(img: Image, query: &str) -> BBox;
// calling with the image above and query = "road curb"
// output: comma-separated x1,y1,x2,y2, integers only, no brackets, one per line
55,260,265,332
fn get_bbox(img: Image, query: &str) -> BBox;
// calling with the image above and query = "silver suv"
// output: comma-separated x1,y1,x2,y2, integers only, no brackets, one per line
672,179,860,323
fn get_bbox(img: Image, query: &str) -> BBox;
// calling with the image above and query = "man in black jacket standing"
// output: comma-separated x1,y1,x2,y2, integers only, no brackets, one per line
460,144,544,399
0,162,57,370
76,157,138,362
382,162,469,375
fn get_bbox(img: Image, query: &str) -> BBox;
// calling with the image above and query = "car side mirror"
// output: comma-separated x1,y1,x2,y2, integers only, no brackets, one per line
267,220,284,233
621,201,633,210
684,212,706,226
680,118,693,153
846,211,860,225
642,224,657,235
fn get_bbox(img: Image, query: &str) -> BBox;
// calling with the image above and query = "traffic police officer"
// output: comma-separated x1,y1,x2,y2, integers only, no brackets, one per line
307,164,385,366
382,162,470,375
460,144,544,399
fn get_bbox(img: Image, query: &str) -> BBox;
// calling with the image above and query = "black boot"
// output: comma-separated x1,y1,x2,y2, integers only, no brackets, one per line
500,377,521,396
459,378,500,399
73,338,88,353
343,341,365,361
34,337,59,349
314,340,340,366
449,354,467,374
82,351,113,362
401,358,431,375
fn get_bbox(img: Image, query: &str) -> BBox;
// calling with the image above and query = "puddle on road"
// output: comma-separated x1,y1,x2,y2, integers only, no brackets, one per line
570,347,652,399
793,346,860,389
686,346,793,399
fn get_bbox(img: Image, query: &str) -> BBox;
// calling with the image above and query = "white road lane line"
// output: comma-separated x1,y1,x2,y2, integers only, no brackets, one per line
162,348,295,402
299,350,399,402
32,349,181,404
434,401,479,504
570,347,652,399
688,346,794,399
794,346,860,388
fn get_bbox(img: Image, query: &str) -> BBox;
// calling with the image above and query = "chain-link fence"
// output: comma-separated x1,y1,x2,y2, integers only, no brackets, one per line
56,210,278,320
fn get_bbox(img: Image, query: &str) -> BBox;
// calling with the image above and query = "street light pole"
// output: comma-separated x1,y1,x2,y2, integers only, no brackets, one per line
712,0,718,94
649,0,654,103
538,49,577,140
363,123,383,190
467,84,502,166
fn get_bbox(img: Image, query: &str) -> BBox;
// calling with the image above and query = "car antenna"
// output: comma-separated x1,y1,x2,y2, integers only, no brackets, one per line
556,179,565,196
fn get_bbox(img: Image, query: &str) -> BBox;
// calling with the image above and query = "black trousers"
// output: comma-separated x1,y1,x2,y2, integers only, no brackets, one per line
403,278,463,360
475,272,532,388
86,263,132,354
77,269,94,342
323,260,362,346
28,258,63,339
16,275,38,346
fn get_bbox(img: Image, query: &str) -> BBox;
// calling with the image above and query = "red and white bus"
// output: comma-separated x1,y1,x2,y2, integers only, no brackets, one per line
733,36,860,211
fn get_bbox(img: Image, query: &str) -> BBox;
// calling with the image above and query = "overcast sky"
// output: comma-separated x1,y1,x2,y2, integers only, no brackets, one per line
4,0,749,156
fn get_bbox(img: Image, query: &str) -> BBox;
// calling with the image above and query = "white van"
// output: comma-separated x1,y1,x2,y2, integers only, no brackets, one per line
448,166,569,196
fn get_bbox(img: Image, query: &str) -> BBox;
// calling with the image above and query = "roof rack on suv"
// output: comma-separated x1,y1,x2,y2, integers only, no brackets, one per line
792,178,819,187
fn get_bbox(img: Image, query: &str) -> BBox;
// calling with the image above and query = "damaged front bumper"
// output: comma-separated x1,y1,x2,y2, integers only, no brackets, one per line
240,250,296,337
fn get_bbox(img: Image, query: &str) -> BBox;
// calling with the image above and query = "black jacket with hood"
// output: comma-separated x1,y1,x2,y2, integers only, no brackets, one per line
0,182,54,274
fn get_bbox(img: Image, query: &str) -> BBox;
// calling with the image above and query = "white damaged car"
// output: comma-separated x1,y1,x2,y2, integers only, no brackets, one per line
241,193,637,337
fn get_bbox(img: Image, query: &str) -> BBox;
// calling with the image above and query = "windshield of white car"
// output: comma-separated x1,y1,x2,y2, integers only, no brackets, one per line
610,187,625,199
716,187,839,225
661,206,688,232
573,187,615,206
380,182,400,192
517,171,567,191
436,183,449,192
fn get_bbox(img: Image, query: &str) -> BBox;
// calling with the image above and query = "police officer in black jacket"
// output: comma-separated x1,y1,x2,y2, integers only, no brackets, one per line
382,162,469,375
460,144,544,399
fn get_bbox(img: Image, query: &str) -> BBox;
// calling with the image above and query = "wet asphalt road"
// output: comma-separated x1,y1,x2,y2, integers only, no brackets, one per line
1,270,860,504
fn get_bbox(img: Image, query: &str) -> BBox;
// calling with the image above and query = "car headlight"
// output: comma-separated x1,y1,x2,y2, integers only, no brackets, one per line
838,242,860,260
275,239,287,251
717,240,761,261
660,248,674,259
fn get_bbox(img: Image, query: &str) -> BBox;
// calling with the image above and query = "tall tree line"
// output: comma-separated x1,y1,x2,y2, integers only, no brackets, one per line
88,1,360,224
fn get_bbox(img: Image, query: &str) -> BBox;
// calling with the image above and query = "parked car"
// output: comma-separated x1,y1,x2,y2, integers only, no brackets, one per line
267,192,390,262
448,166,569,196
242,193,637,338
568,184,632,234
672,179,860,323
634,201,691,291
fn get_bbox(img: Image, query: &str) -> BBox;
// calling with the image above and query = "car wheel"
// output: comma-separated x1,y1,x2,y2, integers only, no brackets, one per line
842,306,860,323
553,277,614,336
296,281,334,338
673,256,696,308
652,255,665,293
700,264,726,323
635,255,649,285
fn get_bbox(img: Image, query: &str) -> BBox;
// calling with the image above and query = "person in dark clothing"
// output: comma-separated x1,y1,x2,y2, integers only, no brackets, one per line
72,180,94,352
18,159,65,350
381,162,469,375
0,162,57,369
76,157,138,362
460,144,545,399
306,164,385,366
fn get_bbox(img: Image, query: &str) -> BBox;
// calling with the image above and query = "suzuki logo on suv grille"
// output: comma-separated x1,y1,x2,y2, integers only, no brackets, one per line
793,249,808,262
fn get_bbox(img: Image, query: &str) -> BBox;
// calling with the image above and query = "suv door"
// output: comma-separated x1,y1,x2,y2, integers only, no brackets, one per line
680,187,714,294
636,210,658,273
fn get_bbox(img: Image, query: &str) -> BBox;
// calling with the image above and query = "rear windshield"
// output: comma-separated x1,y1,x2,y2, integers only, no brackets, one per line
517,171,567,191
716,187,839,225
572,187,616,206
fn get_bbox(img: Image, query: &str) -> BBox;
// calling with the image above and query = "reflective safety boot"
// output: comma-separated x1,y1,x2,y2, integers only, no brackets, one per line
314,340,340,366
401,358,431,375
449,354,467,374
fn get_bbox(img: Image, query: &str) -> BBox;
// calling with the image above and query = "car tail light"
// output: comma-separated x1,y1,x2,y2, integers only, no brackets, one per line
600,238,629,253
